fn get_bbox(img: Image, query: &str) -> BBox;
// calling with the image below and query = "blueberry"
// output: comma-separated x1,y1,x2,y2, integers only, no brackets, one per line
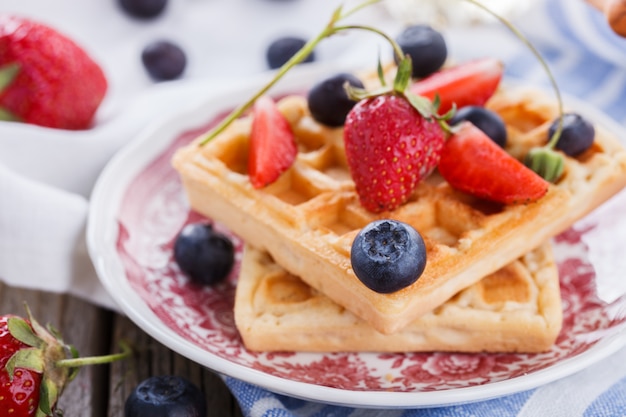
173,222,235,286
549,113,595,157
450,106,508,148
141,40,187,81
351,219,427,294
266,36,314,70
395,24,447,78
307,73,364,127
119,0,167,19
125,375,206,417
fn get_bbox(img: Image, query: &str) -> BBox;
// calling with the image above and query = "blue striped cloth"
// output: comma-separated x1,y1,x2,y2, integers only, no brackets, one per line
223,1,626,416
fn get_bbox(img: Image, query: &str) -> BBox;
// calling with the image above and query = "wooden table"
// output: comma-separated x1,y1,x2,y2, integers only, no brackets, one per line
0,282,243,417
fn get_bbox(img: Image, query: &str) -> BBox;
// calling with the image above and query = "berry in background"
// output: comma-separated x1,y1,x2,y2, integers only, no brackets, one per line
307,73,364,127
266,36,315,69
395,24,447,78
118,0,168,20
141,40,187,81
125,375,207,417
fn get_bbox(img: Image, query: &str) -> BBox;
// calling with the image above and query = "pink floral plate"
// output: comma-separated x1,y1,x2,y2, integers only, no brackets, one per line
87,66,626,408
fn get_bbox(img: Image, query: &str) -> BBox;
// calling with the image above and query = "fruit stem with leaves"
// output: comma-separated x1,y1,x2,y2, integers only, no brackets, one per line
197,0,566,182
461,0,565,181
5,304,132,417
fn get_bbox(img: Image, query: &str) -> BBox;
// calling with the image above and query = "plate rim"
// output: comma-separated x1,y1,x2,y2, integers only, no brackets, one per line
86,63,626,408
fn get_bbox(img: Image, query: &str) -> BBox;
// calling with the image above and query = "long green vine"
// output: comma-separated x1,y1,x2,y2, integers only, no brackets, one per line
196,0,565,181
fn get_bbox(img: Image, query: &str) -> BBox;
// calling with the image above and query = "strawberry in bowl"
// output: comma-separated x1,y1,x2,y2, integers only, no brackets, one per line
0,14,107,130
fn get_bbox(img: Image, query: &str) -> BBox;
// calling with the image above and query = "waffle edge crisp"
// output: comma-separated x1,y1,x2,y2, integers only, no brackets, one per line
235,243,562,353
172,83,626,334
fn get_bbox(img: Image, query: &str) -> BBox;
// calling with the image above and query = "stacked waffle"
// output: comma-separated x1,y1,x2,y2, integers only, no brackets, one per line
172,80,626,353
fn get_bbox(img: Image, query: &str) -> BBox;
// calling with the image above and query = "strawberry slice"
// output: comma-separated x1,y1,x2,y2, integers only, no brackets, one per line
410,58,503,114
248,95,297,188
438,122,549,204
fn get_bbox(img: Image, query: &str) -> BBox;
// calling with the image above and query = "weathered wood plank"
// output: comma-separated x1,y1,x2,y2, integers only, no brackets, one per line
107,314,243,417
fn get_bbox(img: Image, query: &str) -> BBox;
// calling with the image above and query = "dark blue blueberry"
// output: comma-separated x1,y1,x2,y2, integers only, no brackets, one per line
351,220,427,294
307,73,364,127
141,40,187,81
124,375,206,417
549,113,595,156
450,106,508,148
173,222,235,286
119,0,167,19
395,24,447,78
266,36,314,70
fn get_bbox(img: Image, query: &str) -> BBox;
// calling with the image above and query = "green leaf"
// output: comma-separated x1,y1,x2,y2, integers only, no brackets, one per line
8,317,43,348
0,62,19,92
344,82,391,101
0,107,19,122
5,347,45,379
39,377,57,416
404,90,435,119
393,55,412,93
376,55,386,87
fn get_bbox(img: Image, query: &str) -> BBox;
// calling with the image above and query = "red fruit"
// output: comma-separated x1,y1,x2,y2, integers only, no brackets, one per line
248,95,297,188
0,315,42,417
410,58,503,114
344,94,445,213
0,14,107,129
0,308,131,417
438,122,549,204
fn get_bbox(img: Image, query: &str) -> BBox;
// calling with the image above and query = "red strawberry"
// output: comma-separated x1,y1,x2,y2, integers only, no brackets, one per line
0,308,131,417
0,14,107,130
410,58,503,114
248,95,297,188
438,122,549,204
0,315,42,416
344,94,445,212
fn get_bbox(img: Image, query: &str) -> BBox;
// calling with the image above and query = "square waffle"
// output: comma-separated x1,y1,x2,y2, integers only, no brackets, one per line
235,243,562,353
172,82,626,334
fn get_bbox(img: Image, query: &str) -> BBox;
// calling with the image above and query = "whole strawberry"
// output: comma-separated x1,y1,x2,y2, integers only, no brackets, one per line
0,306,131,417
0,14,107,130
344,58,447,213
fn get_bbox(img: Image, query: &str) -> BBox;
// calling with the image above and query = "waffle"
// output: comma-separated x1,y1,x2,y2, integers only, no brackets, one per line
172,82,626,334
235,243,562,353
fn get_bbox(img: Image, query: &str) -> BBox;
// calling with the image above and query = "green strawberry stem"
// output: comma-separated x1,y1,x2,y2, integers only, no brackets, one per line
462,0,565,181
55,340,132,368
198,0,399,146
197,0,566,183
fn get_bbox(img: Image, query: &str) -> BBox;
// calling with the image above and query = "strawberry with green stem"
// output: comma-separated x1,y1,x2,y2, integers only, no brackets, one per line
342,58,452,212
0,305,131,417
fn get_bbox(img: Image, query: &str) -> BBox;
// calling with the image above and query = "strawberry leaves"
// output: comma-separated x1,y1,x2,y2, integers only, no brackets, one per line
1,305,131,417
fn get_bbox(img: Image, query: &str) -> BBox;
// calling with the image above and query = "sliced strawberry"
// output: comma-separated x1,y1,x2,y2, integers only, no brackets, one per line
248,95,297,188
410,58,503,114
438,122,549,204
